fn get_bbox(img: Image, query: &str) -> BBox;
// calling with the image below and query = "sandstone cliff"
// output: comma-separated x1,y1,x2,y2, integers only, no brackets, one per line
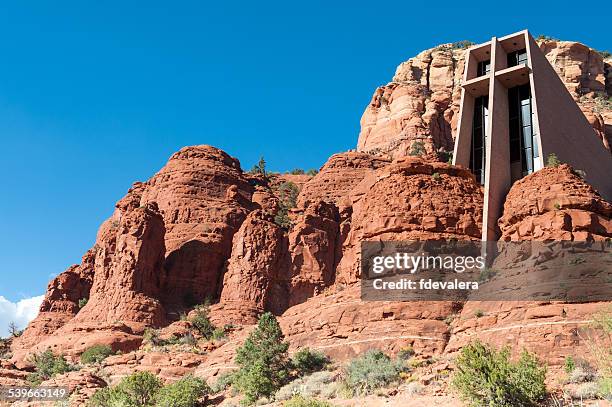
357,39,612,159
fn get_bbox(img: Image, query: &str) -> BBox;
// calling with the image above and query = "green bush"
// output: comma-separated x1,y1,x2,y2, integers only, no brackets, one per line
211,327,226,341
78,297,88,309
283,395,333,407
409,141,426,157
306,169,319,176
81,344,113,365
290,169,305,175
27,349,72,385
190,305,216,339
210,371,235,393
233,312,290,405
274,181,299,229
546,153,561,167
155,375,210,407
89,371,162,407
250,156,267,177
291,348,329,376
343,350,403,396
452,340,547,407
143,328,161,346
565,356,576,373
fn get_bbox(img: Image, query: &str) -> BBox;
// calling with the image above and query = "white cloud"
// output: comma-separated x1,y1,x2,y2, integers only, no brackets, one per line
0,295,44,338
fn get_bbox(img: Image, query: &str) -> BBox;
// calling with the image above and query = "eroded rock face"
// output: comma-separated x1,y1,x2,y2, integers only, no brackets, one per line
336,157,483,284
357,40,612,159
357,45,465,160
296,152,390,210
498,164,612,240
141,146,253,311
288,201,340,306
217,210,289,324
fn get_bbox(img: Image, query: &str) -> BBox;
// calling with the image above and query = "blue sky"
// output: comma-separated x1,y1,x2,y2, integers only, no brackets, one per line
0,1,610,307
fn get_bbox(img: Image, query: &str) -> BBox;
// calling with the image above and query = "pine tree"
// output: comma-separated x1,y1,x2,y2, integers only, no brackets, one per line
233,312,289,405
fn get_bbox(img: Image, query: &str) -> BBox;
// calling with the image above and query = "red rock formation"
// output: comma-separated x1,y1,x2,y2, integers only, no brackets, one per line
296,152,390,209
337,157,483,284
357,40,611,159
499,164,612,240
217,210,289,324
140,146,253,310
288,201,340,306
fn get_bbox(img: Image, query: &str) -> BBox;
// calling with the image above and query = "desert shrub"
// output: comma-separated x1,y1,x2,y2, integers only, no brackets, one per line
190,305,216,339
343,350,403,396
565,356,576,373
211,327,226,341
589,305,612,399
572,382,600,400
155,375,210,407
27,349,72,385
211,371,235,393
598,50,611,59
409,141,426,157
283,395,333,407
143,328,161,346
452,340,547,407
397,346,415,360
179,332,197,346
89,371,162,407
546,153,561,167
275,371,338,401
81,344,113,365
78,297,88,309
274,181,299,229
451,40,475,49
250,156,267,177
431,172,441,181
291,348,329,376
233,312,290,405
306,169,318,176
474,309,484,318
290,169,305,175
568,366,597,384
8,321,22,337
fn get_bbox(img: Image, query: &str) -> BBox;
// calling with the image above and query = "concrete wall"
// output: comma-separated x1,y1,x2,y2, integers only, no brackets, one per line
527,35,612,200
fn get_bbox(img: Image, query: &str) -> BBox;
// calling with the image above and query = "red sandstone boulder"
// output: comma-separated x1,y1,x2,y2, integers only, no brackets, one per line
499,164,612,241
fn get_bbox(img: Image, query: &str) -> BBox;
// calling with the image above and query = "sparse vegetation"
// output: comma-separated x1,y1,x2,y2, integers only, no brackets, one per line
598,50,611,59
190,304,216,340
155,375,211,407
452,340,547,407
81,344,113,365
283,395,333,407
233,312,290,405
565,356,576,373
535,35,559,42
275,181,299,229
409,141,426,157
289,169,305,175
27,349,72,385
291,348,330,376
8,321,22,337
342,350,404,396
250,156,267,177
275,371,339,401
546,153,561,167
432,172,441,181
397,346,415,360
89,371,162,407
306,169,319,176
474,309,485,318
78,297,88,309
451,40,475,49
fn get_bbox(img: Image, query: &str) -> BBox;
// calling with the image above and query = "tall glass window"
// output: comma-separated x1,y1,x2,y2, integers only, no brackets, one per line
509,84,539,181
470,96,489,184
477,60,491,77
507,48,528,67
